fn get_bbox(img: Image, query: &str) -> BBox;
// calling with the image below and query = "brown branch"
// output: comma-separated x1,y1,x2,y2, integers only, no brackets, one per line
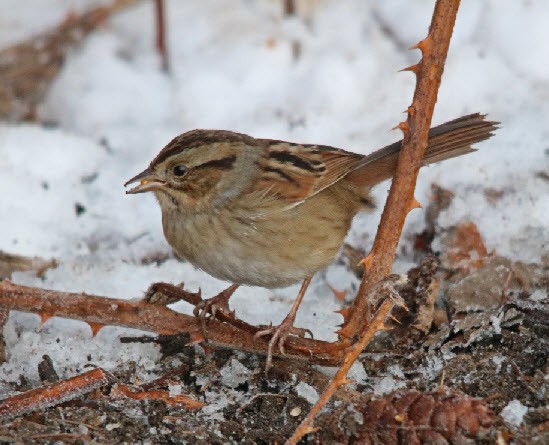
286,290,403,445
154,0,169,71
283,0,296,16
341,0,462,339
111,383,204,409
0,280,345,365
0,368,109,419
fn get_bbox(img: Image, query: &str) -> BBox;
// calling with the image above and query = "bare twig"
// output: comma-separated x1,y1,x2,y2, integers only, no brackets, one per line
145,282,263,337
111,383,204,409
286,295,401,445
0,368,109,419
0,280,345,365
154,0,169,71
283,0,296,16
341,0,462,339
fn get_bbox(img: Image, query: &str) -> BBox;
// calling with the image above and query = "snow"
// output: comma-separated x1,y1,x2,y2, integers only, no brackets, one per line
295,381,319,405
372,365,406,396
1,0,548,394
500,399,528,428
219,358,252,389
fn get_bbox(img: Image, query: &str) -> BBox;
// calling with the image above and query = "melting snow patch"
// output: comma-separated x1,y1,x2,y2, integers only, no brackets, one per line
529,289,547,302
295,381,319,405
500,399,528,428
219,359,251,389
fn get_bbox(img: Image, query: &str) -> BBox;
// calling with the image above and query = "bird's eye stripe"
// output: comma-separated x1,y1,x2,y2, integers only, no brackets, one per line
194,155,237,171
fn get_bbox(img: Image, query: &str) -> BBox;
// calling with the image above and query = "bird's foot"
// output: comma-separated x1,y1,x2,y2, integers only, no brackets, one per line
255,316,313,373
193,284,239,335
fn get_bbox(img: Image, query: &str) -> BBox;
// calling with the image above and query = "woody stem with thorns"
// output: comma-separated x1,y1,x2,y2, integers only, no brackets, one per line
286,1,464,442
341,0,462,340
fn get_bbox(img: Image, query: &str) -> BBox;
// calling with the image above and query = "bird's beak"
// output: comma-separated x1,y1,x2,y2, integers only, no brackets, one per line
124,167,165,194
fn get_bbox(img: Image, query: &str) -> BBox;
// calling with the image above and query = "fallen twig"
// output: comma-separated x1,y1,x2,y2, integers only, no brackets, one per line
0,280,345,365
341,0,462,339
286,287,403,445
0,368,109,419
111,383,204,409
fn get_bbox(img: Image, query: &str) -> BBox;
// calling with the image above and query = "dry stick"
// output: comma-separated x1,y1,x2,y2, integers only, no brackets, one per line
0,368,109,419
341,0,462,340
286,1,463,442
111,383,205,409
0,280,344,365
284,0,296,16
145,282,265,337
285,299,396,445
154,0,169,71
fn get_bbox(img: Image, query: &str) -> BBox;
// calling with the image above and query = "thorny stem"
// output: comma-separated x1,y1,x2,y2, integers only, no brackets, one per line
111,383,204,409
0,280,346,365
286,0,463,441
0,368,109,419
285,299,397,445
341,0,462,339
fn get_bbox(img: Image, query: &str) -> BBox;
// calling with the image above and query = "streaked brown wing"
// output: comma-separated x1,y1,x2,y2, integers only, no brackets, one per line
252,140,364,205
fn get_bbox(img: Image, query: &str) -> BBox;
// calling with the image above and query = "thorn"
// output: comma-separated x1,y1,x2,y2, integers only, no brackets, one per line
399,63,419,74
406,106,415,117
328,285,347,302
392,122,409,136
410,37,430,53
388,315,401,325
38,312,52,331
335,307,351,321
336,323,354,340
340,378,355,385
88,322,104,337
358,254,373,272
409,197,422,212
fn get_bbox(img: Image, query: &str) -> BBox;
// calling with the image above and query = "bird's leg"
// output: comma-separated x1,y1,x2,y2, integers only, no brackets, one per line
255,277,313,372
193,283,239,323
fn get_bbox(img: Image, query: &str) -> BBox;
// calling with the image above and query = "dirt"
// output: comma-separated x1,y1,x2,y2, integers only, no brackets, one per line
0,249,547,444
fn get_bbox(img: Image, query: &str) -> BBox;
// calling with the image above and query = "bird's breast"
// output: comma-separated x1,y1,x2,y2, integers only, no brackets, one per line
161,188,357,288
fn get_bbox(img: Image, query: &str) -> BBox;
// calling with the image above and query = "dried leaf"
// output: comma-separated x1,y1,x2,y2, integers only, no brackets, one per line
442,221,489,272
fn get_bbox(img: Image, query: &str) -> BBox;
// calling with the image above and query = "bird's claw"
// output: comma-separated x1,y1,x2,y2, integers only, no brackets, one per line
192,285,239,338
193,295,231,319
254,319,313,372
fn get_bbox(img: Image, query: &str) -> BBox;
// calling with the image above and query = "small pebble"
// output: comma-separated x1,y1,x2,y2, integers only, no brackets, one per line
289,407,301,417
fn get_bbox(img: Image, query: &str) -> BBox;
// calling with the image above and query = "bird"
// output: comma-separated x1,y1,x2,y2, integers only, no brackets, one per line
125,113,497,368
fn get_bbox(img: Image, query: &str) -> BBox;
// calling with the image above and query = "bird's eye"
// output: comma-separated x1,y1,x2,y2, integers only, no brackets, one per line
172,164,187,177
